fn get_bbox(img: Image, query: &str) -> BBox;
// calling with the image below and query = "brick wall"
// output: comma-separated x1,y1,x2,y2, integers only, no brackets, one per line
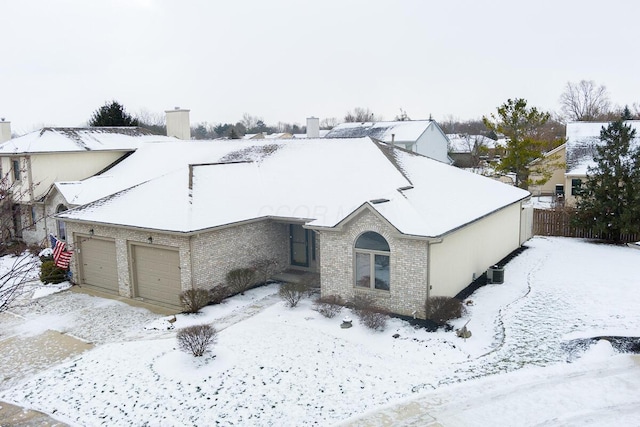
318,208,429,318
66,219,289,301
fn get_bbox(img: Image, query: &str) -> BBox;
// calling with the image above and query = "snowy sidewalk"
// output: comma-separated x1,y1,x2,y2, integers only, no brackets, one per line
341,353,640,426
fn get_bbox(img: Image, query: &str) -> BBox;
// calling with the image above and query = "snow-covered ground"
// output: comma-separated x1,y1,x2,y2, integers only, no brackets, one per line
1,237,639,426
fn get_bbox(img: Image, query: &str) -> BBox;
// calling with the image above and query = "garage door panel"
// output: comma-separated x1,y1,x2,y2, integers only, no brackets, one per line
133,245,181,307
79,237,118,293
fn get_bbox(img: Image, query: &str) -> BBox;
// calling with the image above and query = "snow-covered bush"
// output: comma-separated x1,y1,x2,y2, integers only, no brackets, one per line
312,295,344,318
40,260,67,284
352,294,388,331
179,288,210,313
176,324,217,357
278,282,308,308
424,296,465,326
226,268,256,295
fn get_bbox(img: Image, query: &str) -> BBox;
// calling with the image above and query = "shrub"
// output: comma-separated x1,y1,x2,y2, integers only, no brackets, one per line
177,324,217,357
251,258,280,284
226,268,256,295
40,260,67,284
179,288,210,313
352,294,388,331
312,295,344,318
424,296,466,326
208,284,230,305
278,282,309,308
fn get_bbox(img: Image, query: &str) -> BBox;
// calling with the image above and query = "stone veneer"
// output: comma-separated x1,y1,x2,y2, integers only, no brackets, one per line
318,208,429,318
66,219,290,307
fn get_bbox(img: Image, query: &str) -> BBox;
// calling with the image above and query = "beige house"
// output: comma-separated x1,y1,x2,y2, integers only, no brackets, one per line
0,127,177,245
528,143,566,197
57,137,530,317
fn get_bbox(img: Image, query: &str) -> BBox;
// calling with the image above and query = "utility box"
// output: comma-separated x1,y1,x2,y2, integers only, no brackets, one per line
487,265,505,284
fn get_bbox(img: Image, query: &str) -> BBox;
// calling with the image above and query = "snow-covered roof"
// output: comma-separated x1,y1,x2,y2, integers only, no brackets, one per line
325,120,438,143
446,134,497,153
566,121,640,175
0,127,176,154
58,138,529,237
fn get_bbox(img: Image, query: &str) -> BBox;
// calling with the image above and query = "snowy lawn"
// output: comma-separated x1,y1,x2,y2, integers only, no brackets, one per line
1,237,639,426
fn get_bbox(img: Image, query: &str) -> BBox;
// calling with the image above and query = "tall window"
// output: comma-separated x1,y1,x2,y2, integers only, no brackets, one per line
11,159,21,181
571,178,582,196
56,204,68,241
354,231,390,291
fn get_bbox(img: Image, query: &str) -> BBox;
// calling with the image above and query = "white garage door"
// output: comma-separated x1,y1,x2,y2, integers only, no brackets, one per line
132,245,181,307
79,237,118,293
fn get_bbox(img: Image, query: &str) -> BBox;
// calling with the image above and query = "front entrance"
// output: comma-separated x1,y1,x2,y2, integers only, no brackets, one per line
289,224,316,269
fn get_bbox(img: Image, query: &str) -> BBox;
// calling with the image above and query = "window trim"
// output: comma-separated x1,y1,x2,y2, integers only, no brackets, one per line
353,231,391,291
571,178,582,196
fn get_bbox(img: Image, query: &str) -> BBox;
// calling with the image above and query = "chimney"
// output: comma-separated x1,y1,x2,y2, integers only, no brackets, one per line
0,118,11,143
306,117,320,138
165,107,191,140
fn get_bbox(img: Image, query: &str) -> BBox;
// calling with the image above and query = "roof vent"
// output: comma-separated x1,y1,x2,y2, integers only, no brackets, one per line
369,198,389,204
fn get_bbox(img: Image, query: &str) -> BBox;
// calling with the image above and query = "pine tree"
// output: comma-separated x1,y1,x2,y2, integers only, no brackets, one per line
575,118,640,242
89,100,139,127
483,98,559,189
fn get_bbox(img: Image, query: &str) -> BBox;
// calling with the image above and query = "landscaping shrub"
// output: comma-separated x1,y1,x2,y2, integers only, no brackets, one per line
251,258,280,284
208,284,230,305
226,268,256,295
278,282,309,308
176,324,217,357
312,295,344,318
40,260,67,284
424,296,466,326
179,288,210,313
352,294,388,331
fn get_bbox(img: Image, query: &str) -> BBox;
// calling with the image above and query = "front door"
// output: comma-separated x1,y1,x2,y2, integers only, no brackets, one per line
290,224,310,267
290,224,318,269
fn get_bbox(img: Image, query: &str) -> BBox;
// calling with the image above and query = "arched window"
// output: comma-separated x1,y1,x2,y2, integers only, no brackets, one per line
354,231,390,291
56,204,68,241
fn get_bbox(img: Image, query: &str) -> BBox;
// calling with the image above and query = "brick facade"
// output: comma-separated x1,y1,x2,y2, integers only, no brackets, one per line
66,219,290,305
318,208,429,318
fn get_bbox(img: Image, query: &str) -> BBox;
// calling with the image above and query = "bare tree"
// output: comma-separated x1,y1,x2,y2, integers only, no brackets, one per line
137,108,166,135
344,107,381,123
240,113,262,131
559,80,611,122
0,253,39,313
320,117,338,129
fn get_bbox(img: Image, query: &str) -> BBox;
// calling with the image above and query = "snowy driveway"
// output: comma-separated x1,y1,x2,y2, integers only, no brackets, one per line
1,237,639,426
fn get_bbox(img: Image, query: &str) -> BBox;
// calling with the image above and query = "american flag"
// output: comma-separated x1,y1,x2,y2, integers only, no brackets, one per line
50,234,73,269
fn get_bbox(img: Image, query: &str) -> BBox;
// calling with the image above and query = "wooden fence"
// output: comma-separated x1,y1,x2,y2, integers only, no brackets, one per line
533,208,640,242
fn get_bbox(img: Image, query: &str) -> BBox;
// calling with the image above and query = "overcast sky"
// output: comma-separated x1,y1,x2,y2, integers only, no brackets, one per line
1,0,637,134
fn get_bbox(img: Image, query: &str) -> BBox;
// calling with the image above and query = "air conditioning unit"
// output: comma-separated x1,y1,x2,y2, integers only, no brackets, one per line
487,265,504,284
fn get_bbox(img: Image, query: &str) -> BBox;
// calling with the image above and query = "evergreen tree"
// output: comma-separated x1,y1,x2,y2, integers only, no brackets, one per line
89,100,139,127
575,119,640,242
483,98,560,189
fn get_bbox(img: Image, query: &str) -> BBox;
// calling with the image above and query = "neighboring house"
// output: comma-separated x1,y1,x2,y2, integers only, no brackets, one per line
243,132,294,140
57,137,530,318
527,143,566,197
447,133,497,168
325,120,453,164
563,120,640,206
0,127,177,245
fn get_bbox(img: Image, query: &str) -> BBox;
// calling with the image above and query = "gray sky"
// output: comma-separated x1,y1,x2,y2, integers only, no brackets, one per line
1,0,637,134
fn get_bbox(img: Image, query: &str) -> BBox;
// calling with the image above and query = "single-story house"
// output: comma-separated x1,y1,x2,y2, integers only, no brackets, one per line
325,120,453,164
447,133,498,168
57,137,530,318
